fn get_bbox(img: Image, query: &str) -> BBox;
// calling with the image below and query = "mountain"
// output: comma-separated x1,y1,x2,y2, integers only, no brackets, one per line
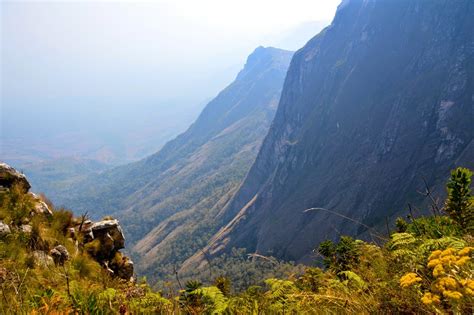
57,47,293,276
183,0,474,269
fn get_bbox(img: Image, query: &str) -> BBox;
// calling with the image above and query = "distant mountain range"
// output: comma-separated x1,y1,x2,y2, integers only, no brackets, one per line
3,100,204,167
53,46,293,277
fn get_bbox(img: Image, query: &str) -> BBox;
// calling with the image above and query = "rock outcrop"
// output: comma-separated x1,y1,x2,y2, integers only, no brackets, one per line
0,221,11,236
79,218,133,280
0,162,134,281
90,219,125,250
0,162,31,192
29,193,53,216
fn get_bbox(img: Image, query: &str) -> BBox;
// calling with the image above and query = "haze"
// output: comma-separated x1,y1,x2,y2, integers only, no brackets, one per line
1,0,339,164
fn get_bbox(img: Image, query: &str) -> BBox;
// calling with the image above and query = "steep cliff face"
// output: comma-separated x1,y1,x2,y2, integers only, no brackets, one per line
59,47,293,275
186,0,474,267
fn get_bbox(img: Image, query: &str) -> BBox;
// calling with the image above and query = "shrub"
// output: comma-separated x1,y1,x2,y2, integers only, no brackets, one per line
445,167,474,232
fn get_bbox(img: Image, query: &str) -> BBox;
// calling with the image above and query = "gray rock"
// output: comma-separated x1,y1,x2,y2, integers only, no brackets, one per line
50,245,69,266
115,257,134,281
20,224,32,234
91,219,125,250
101,233,116,255
33,251,54,267
91,219,119,231
0,221,11,236
109,225,125,250
0,162,30,192
67,227,76,239
28,193,53,216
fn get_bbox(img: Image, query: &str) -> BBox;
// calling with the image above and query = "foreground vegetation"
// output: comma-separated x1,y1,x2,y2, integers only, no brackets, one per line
0,167,472,314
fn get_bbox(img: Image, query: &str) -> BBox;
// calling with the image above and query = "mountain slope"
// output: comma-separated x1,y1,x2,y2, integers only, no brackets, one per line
59,47,293,276
184,0,474,269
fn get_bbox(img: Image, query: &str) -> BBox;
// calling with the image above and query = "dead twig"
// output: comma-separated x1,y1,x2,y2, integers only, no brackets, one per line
78,211,89,232
417,176,442,215
303,207,388,241
247,253,278,264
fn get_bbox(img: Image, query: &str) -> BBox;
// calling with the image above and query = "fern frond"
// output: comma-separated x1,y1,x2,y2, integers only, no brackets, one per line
338,270,367,289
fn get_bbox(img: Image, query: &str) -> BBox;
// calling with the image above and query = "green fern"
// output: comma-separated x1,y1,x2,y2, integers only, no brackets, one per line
338,271,367,290
389,233,418,249
194,286,229,314
418,237,466,254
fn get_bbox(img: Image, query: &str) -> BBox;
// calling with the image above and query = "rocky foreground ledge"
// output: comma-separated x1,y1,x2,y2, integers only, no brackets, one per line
0,162,134,281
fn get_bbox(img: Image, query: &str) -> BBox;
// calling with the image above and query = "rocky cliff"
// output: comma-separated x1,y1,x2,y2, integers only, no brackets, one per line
184,0,474,269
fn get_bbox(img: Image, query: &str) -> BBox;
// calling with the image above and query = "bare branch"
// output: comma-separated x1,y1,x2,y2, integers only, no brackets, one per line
303,207,388,241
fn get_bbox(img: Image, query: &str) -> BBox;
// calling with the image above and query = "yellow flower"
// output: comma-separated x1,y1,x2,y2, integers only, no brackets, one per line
442,290,463,300
400,273,422,287
440,248,456,257
455,256,470,266
429,250,442,260
465,288,474,296
458,247,474,256
438,277,457,290
433,264,445,277
464,279,474,290
427,259,441,268
440,255,456,264
421,292,441,305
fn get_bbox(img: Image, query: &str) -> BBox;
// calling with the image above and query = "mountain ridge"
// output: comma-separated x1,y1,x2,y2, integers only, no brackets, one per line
183,0,474,269
55,46,294,277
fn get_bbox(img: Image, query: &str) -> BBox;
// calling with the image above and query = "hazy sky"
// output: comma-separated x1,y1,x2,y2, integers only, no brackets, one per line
1,0,340,159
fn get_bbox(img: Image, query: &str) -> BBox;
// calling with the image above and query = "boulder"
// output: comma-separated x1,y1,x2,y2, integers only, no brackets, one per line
0,221,11,236
67,227,76,239
109,225,125,250
91,219,125,250
79,218,133,281
101,233,116,256
29,193,53,216
109,254,134,281
33,251,54,268
116,257,134,280
0,162,30,192
50,245,70,266
79,219,93,231
20,224,32,234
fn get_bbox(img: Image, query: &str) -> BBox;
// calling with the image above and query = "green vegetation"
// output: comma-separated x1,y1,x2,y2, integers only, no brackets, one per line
0,167,472,313
176,248,306,293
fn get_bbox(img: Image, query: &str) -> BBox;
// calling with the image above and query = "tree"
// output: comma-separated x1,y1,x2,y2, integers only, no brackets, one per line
318,236,360,273
445,167,473,233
